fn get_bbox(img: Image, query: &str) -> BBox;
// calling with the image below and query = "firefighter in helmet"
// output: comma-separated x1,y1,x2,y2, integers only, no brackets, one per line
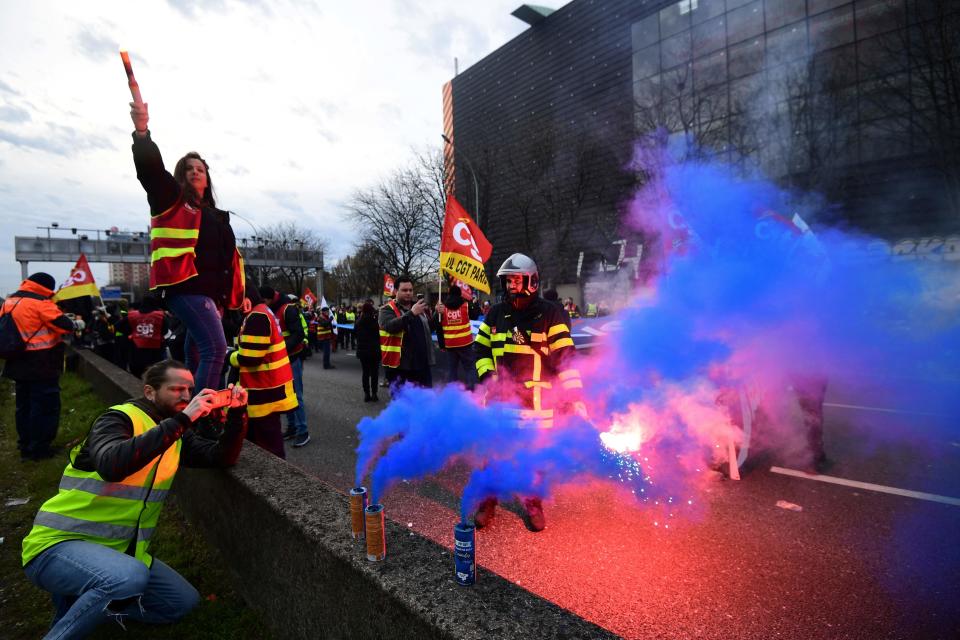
472,253,583,532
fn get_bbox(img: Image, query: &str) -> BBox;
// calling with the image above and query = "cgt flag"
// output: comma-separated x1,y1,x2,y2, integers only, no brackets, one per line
383,274,395,297
440,196,492,293
302,287,317,308
54,254,100,302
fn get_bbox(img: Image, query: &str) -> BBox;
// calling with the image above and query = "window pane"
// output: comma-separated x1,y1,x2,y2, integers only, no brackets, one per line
662,29,692,68
632,14,660,50
857,34,908,80
661,2,692,39
766,21,808,67
698,89,730,123
693,14,726,56
810,4,854,52
729,37,765,78
633,44,661,80
855,0,902,39
634,75,662,110
692,0,725,24
694,49,728,92
765,0,806,31
730,72,765,111
727,1,764,44
809,0,850,16
813,43,857,87
859,73,910,119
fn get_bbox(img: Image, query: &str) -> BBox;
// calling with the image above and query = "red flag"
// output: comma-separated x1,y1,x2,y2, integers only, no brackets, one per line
439,196,492,293
383,274,395,297
54,254,100,301
450,277,474,302
302,287,317,307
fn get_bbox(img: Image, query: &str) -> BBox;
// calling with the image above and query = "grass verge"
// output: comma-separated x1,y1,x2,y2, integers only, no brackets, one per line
0,370,272,639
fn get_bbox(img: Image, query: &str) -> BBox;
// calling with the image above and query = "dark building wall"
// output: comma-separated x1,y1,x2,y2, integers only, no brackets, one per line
450,0,664,286
449,0,959,288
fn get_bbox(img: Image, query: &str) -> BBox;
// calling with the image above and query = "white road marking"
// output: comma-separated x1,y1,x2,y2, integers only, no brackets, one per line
770,466,960,507
823,402,945,417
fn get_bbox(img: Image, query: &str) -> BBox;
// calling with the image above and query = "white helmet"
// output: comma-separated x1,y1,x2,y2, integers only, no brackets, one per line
497,253,539,303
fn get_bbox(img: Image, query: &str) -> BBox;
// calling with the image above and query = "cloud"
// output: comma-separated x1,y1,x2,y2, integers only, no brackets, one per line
265,189,304,213
227,165,250,177
0,105,30,123
165,0,272,18
404,15,488,63
74,25,120,61
0,124,114,157
0,79,19,95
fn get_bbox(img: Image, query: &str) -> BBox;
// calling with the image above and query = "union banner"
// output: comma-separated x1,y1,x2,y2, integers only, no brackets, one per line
383,273,395,297
53,254,100,302
439,196,492,294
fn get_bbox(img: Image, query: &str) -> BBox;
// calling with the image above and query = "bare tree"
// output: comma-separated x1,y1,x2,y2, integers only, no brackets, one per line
859,0,960,217
329,242,386,302
345,165,439,283
249,221,328,296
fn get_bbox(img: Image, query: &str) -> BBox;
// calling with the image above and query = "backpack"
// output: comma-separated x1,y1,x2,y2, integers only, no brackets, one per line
0,297,44,359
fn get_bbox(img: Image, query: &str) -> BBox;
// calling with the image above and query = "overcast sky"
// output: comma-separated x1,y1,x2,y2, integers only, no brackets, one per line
0,0,533,296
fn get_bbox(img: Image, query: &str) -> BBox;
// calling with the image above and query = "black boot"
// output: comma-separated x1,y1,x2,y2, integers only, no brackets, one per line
473,497,498,529
522,497,545,532
364,392,372,402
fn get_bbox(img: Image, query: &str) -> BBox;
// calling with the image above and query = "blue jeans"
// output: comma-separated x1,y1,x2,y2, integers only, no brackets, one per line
15,378,61,457
285,356,308,436
24,540,199,639
165,294,227,393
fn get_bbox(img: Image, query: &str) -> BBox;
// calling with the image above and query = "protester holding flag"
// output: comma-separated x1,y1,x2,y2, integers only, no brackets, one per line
129,100,245,395
118,295,169,378
1,273,75,461
435,279,477,390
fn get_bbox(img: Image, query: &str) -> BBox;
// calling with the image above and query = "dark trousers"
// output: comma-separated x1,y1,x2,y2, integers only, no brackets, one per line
14,378,61,457
385,367,433,390
320,340,332,368
129,347,165,379
445,346,477,390
246,412,285,459
359,355,380,396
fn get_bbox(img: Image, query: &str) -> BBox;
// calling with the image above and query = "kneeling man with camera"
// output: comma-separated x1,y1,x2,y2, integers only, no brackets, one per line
21,359,248,639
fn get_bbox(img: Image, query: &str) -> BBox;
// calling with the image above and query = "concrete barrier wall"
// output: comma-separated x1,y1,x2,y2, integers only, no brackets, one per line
70,348,617,640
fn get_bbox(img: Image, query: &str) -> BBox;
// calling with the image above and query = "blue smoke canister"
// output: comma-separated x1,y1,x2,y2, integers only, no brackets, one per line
349,487,368,540
454,522,476,585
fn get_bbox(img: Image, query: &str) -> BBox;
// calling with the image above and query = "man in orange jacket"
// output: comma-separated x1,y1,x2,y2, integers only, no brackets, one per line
1,273,75,461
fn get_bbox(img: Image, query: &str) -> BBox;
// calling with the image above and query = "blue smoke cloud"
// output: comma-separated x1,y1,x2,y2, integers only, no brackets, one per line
355,141,960,520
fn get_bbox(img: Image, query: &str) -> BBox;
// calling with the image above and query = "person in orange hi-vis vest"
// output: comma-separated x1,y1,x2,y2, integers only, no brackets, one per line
377,276,437,390
227,285,297,459
434,280,478,390
1,273,75,461
129,100,245,396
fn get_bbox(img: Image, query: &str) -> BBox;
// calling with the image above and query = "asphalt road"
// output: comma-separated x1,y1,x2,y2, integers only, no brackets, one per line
285,347,960,640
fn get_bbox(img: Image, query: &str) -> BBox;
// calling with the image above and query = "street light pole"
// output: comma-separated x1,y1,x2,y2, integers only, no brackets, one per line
441,134,481,229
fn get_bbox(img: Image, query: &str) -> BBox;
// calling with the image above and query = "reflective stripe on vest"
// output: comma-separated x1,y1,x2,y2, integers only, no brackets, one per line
236,304,294,390
148,199,246,310
441,302,472,349
127,310,164,349
379,299,402,368
21,402,181,568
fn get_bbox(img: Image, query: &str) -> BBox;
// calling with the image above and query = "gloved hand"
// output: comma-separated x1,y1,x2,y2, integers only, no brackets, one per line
130,101,149,135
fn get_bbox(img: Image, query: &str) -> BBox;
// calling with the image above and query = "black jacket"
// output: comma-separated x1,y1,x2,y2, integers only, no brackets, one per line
132,132,237,305
354,312,381,360
71,397,247,482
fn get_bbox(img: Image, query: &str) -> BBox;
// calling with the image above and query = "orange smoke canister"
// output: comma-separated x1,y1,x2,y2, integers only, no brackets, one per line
119,49,144,105
350,487,367,540
365,503,386,561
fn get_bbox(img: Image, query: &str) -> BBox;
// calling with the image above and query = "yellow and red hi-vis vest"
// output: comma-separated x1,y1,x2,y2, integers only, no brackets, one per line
440,302,472,350
229,303,296,418
149,198,246,310
379,299,403,368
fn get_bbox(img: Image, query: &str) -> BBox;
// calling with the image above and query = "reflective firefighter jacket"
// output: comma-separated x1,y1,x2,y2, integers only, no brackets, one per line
228,303,297,418
21,403,181,568
127,309,165,349
439,302,473,350
474,298,582,427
